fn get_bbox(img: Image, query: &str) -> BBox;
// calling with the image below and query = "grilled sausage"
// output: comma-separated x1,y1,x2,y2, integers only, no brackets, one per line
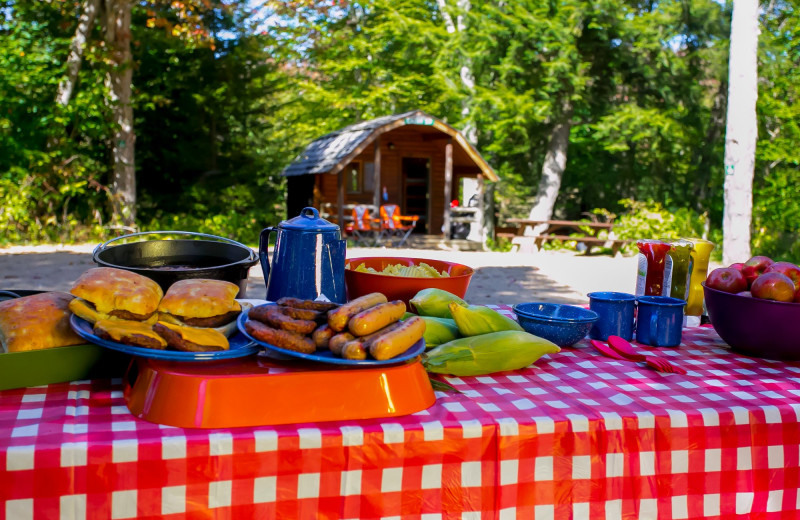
327,292,388,332
278,306,325,322
348,300,406,336
276,297,340,312
312,324,334,350
251,306,317,335
368,316,426,360
244,319,316,354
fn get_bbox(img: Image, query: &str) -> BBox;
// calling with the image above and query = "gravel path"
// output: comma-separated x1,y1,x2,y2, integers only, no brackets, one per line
0,243,714,305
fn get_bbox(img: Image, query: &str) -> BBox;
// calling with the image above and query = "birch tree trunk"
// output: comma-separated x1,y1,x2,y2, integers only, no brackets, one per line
436,0,477,144
722,0,759,264
103,0,137,228
525,101,574,235
56,0,100,108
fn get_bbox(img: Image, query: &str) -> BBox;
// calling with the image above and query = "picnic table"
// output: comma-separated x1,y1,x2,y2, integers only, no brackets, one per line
503,218,628,255
2,305,799,518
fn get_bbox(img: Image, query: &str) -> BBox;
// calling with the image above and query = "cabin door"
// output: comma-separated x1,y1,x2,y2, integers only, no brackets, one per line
402,157,430,233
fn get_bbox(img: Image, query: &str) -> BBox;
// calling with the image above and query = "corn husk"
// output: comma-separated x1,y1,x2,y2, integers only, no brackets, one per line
409,288,467,318
419,316,461,348
449,302,524,336
423,330,560,376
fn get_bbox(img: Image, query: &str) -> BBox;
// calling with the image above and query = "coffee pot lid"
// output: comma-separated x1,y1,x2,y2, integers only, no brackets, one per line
280,207,339,232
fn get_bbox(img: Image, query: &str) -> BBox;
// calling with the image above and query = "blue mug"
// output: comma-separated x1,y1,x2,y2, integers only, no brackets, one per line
635,296,685,347
587,292,636,341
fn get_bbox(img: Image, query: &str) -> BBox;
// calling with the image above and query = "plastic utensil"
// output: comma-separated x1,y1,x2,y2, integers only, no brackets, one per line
607,335,687,374
590,339,685,374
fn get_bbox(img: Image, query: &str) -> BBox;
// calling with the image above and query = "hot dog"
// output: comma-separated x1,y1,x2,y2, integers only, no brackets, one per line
368,316,426,360
312,324,334,350
244,319,316,354
339,320,404,359
276,297,339,312
327,292,388,332
328,331,356,356
348,300,406,336
342,340,368,360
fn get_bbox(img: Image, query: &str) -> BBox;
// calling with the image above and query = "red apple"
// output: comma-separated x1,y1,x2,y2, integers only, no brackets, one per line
705,267,748,294
742,255,775,287
729,262,745,272
750,272,796,302
764,261,800,291
795,288,800,303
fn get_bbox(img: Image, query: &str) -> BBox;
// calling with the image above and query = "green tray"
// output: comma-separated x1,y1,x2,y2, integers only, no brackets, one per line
0,344,131,391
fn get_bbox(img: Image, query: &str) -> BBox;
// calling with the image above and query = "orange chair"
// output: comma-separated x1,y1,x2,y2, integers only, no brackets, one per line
345,205,380,245
379,204,419,247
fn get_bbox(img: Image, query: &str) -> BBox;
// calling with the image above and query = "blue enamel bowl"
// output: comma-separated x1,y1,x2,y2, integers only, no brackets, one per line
512,303,599,347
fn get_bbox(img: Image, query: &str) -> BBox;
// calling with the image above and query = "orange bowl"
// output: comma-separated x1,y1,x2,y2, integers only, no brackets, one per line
344,256,474,306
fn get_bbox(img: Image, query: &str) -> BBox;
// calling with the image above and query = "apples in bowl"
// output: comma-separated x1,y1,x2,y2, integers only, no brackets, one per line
703,255,800,360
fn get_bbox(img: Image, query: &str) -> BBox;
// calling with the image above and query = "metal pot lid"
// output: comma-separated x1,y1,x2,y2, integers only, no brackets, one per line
279,207,339,232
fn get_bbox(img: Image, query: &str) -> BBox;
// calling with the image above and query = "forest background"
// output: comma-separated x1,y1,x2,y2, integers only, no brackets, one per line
1,0,798,262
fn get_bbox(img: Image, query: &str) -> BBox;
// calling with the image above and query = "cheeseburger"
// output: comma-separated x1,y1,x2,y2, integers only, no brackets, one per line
69,267,163,325
152,279,242,351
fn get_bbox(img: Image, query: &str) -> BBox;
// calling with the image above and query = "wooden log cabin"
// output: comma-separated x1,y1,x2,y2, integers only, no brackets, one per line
282,110,499,243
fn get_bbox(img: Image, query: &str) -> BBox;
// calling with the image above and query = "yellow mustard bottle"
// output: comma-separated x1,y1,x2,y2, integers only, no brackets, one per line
684,238,715,316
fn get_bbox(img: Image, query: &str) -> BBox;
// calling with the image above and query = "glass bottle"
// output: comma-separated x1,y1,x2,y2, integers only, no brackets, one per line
635,239,673,297
684,238,715,316
667,239,694,301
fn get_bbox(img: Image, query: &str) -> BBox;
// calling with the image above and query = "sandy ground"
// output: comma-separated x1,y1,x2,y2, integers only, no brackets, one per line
0,243,718,305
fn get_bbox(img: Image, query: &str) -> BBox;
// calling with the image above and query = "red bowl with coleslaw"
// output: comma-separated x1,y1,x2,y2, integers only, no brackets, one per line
344,257,474,306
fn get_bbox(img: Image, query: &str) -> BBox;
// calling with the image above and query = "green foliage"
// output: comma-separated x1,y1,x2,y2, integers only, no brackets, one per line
0,0,797,265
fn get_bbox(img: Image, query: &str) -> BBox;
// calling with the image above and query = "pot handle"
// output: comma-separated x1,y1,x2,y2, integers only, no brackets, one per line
259,227,277,289
93,230,257,265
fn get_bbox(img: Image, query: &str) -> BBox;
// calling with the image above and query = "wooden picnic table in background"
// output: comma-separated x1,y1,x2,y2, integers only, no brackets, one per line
501,218,629,255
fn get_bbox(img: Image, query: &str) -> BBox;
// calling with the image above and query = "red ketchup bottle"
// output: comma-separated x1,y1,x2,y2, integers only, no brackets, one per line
635,239,673,296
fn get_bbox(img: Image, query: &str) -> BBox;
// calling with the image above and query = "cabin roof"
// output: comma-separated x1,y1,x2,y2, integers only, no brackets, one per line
281,110,499,181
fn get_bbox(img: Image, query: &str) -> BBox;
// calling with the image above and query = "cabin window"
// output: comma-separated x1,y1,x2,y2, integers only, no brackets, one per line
363,162,375,192
346,162,362,194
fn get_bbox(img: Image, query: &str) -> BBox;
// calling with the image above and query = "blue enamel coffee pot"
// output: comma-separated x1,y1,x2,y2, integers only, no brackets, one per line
259,207,347,303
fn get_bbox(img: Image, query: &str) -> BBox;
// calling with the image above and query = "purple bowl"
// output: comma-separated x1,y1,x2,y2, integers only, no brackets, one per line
703,283,800,361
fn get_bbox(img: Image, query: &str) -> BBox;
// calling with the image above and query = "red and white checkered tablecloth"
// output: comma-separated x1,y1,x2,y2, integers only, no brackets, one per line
2,305,800,519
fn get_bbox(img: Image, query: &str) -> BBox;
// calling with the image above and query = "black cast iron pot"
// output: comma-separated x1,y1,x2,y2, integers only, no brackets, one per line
92,231,258,297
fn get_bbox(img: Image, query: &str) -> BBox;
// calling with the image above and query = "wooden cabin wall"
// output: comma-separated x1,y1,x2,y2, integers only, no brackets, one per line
315,127,478,235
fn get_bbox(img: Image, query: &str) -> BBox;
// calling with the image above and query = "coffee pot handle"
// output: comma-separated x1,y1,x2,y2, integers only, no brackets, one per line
259,227,277,297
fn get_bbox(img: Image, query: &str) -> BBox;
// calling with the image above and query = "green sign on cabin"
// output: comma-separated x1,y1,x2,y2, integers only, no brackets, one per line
404,116,435,126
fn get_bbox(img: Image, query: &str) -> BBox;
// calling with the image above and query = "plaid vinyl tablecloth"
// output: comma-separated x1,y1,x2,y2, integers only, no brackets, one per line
2,305,800,520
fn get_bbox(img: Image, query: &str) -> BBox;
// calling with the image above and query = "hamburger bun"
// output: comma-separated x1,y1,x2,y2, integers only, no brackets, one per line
0,292,84,353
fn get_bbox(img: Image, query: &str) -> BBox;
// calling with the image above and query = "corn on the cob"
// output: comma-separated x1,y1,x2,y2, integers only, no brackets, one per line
449,302,523,336
419,316,461,348
423,330,559,376
409,289,467,318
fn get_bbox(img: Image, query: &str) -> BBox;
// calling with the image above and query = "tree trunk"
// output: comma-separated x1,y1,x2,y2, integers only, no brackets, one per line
526,102,574,235
722,0,759,264
56,0,100,108
103,0,137,228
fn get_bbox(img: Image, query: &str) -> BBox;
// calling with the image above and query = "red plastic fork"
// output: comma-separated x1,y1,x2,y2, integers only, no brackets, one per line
607,335,687,374
590,339,685,374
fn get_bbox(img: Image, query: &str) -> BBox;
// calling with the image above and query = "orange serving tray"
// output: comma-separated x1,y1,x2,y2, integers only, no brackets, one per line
123,353,436,429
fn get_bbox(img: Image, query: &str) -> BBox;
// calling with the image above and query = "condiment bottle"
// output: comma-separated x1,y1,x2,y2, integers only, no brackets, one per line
635,239,673,297
684,238,715,316
667,239,694,301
